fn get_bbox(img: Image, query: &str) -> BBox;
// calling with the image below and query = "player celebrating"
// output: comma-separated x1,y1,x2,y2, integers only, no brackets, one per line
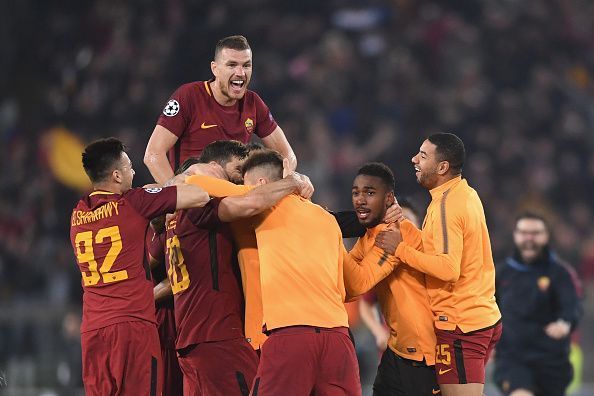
393,133,501,396
70,138,210,395
144,35,296,184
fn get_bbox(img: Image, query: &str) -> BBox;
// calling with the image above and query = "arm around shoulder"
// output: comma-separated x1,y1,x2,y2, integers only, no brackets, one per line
175,184,210,210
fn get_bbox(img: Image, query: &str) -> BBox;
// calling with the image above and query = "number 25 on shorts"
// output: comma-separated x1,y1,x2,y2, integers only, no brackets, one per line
436,344,451,365
75,226,128,286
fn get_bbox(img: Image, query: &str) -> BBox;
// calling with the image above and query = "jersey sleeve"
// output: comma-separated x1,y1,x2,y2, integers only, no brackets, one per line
342,242,397,300
395,200,464,283
149,232,167,283
400,219,423,250
124,186,177,219
253,92,278,138
157,84,193,138
185,175,252,197
185,198,223,228
332,211,366,238
554,264,583,330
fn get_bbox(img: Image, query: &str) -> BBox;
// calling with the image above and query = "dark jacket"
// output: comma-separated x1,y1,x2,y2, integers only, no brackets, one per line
495,249,583,362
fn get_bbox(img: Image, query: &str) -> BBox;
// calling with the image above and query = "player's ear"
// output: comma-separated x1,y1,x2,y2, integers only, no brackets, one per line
211,61,217,77
385,191,395,208
437,161,450,176
112,168,122,184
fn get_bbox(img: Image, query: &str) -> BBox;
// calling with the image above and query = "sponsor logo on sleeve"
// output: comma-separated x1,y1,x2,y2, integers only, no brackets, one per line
163,99,180,117
144,187,163,193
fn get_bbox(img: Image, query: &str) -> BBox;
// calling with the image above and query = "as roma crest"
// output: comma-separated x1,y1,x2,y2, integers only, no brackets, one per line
537,276,550,292
244,118,254,134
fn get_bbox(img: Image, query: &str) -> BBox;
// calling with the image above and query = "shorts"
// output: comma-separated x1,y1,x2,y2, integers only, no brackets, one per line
494,356,572,396
434,321,502,384
177,337,258,396
161,345,183,396
252,326,361,396
373,347,439,396
81,321,161,396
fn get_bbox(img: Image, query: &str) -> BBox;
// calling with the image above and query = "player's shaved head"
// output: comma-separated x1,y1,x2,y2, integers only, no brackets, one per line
214,35,251,60
242,149,283,183
82,137,126,183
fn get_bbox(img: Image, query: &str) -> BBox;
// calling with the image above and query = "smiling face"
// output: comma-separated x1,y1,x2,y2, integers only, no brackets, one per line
211,48,253,106
411,139,443,190
514,218,550,263
352,174,395,228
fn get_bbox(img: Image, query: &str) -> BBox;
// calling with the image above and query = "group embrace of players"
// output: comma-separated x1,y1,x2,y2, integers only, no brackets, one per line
70,35,502,396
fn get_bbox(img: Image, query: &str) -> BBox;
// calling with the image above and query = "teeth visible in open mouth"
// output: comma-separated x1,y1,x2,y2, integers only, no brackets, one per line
231,80,245,88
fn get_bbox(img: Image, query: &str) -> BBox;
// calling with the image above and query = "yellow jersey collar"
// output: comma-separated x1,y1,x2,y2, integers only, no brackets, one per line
429,175,463,200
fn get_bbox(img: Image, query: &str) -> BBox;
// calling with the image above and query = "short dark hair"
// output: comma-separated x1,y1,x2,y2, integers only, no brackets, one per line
82,137,126,183
198,140,248,167
246,141,265,153
356,162,395,191
514,211,550,232
242,149,283,181
427,133,465,174
215,35,251,60
176,157,200,175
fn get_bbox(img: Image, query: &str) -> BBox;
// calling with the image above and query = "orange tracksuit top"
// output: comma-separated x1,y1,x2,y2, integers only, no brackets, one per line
395,176,501,332
345,222,436,364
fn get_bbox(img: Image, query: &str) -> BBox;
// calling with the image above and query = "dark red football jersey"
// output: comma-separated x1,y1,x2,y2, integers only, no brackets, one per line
70,187,177,333
147,228,177,350
157,80,278,170
165,198,245,350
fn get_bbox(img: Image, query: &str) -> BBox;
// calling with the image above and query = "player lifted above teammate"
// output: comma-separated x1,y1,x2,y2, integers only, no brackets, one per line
70,138,209,396
145,35,296,183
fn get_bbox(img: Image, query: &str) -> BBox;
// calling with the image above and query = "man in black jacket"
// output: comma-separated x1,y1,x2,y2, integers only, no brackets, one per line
494,212,582,396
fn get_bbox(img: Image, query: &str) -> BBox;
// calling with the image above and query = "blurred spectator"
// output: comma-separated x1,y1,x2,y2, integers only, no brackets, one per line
494,212,583,396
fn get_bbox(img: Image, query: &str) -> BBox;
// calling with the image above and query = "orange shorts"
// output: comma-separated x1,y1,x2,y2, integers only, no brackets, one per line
434,321,502,384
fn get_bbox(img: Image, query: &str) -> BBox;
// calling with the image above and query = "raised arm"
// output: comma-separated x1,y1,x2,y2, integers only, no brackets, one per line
261,126,297,172
144,125,178,184
395,211,463,282
217,174,305,222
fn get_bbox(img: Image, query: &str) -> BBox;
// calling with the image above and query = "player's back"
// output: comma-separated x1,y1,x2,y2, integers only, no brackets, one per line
256,195,349,331
70,188,177,333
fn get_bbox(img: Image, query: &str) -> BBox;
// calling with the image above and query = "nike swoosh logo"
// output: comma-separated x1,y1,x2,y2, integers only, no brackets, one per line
432,389,441,395
201,122,218,129
438,368,452,375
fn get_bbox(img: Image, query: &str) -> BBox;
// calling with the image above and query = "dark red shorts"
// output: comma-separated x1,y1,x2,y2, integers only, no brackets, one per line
161,345,183,396
252,326,361,396
434,321,502,384
81,321,162,396
177,337,258,396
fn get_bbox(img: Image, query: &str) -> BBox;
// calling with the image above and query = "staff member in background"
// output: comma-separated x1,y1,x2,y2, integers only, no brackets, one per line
494,212,583,396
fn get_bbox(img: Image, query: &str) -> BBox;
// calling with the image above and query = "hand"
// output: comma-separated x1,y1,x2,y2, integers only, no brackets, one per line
294,172,314,199
544,319,571,340
373,327,390,351
374,227,403,255
384,201,405,223
185,162,228,180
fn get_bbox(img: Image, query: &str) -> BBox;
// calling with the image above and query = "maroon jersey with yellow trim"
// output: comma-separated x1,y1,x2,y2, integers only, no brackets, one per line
157,80,278,170
147,229,177,350
165,198,244,350
70,187,177,333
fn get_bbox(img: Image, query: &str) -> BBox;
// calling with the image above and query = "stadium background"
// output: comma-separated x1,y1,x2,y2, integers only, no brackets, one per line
1,0,593,394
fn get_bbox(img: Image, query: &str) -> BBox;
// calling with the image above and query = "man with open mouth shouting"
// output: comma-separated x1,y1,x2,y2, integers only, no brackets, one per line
145,35,297,187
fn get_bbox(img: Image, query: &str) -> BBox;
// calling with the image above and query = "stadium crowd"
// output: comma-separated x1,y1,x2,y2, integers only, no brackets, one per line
1,0,593,392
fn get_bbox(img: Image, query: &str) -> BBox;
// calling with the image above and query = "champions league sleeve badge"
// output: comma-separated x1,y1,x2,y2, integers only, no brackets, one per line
163,99,180,117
